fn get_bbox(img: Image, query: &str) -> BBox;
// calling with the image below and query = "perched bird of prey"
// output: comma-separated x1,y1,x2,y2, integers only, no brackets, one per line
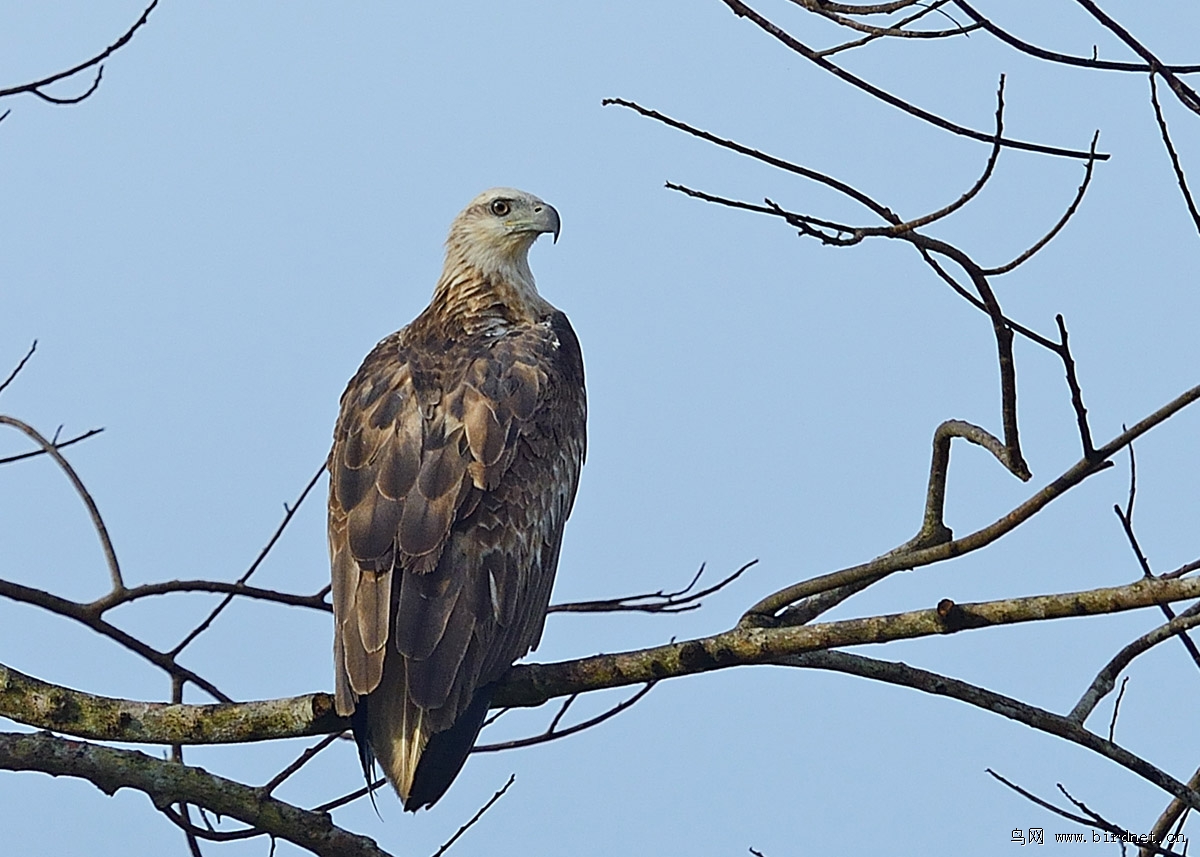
327,188,586,811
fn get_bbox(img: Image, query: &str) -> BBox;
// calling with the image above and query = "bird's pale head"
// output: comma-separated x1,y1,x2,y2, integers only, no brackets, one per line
443,188,560,287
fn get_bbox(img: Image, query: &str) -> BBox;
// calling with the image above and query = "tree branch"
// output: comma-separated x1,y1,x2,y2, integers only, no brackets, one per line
10,573,1200,743
0,731,392,857
719,0,1109,160
0,1,159,105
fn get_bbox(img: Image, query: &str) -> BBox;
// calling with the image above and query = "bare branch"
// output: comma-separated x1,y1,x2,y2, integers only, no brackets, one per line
790,0,922,15
1069,607,1200,724
0,416,124,590
987,770,1182,857
811,0,978,53
742,382,1198,621
549,561,755,614
818,2,976,58
87,579,332,615
604,99,897,221
982,131,1101,276
262,733,345,794
0,731,392,857
29,68,103,106
1071,0,1200,115
0,341,36,396
310,779,386,815
0,662,339,743
1112,444,1200,670
474,683,656,753
1108,676,1129,743
0,428,105,467
952,1,1200,74
18,572,1200,744
865,74,1007,236
0,578,232,702
0,1,159,105
159,804,263,844
169,463,326,657
719,0,1109,161
430,774,515,857
1149,74,1200,238
1055,315,1097,460
776,651,1200,816
1143,766,1200,857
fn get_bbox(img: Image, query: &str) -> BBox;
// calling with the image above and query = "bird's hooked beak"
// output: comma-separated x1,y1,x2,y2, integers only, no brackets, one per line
530,201,561,244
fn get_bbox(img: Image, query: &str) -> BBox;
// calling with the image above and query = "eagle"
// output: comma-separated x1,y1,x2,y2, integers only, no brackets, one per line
327,188,586,811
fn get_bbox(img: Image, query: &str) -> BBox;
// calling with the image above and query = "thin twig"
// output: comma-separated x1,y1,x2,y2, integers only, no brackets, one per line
604,98,897,221
0,579,232,702
952,0,1200,74
720,0,1109,161
1071,0,1200,114
1149,73,1200,237
159,805,263,844
778,652,1200,818
430,774,516,857
29,68,103,106
0,1,159,103
0,427,104,466
1112,441,1200,671
550,561,755,614
1070,608,1200,723
169,463,325,656
474,683,656,753
310,779,387,814
739,382,1197,622
262,733,345,794
987,770,1181,857
813,0,977,58
982,131,1101,276
87,579,333,615
1108,676,1129,743
867,75,1007,236
0,341,36,396
1055,315,1097,460
0,416,124,590
818,2,975,58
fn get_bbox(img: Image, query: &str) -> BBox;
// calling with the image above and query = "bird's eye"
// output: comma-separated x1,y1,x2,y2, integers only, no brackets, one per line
490,199,511,217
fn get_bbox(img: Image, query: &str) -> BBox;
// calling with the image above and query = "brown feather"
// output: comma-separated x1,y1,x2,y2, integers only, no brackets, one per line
355,569,392,654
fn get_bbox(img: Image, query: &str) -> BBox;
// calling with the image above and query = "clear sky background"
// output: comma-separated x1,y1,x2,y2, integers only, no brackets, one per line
1,2,1198,854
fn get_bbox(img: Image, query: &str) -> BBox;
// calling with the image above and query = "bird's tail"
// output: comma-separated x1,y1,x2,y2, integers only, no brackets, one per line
365,657,429,806
403,682,495,811
365,659,497,811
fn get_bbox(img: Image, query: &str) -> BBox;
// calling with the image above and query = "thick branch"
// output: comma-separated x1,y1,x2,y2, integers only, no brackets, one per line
9,574,1200,742
0,663,341,744
0,731,391,857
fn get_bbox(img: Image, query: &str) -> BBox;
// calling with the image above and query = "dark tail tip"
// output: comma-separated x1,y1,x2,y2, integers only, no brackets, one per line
403,682,497,812
350,698,383,818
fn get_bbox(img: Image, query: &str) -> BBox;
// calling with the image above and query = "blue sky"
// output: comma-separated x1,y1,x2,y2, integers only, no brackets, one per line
2,2,1199,854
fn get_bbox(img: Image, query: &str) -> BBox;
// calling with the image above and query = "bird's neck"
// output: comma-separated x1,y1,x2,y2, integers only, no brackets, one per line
424,252,550,336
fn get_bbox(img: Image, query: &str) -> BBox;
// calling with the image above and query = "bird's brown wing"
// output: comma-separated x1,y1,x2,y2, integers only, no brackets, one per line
328,312,585,805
